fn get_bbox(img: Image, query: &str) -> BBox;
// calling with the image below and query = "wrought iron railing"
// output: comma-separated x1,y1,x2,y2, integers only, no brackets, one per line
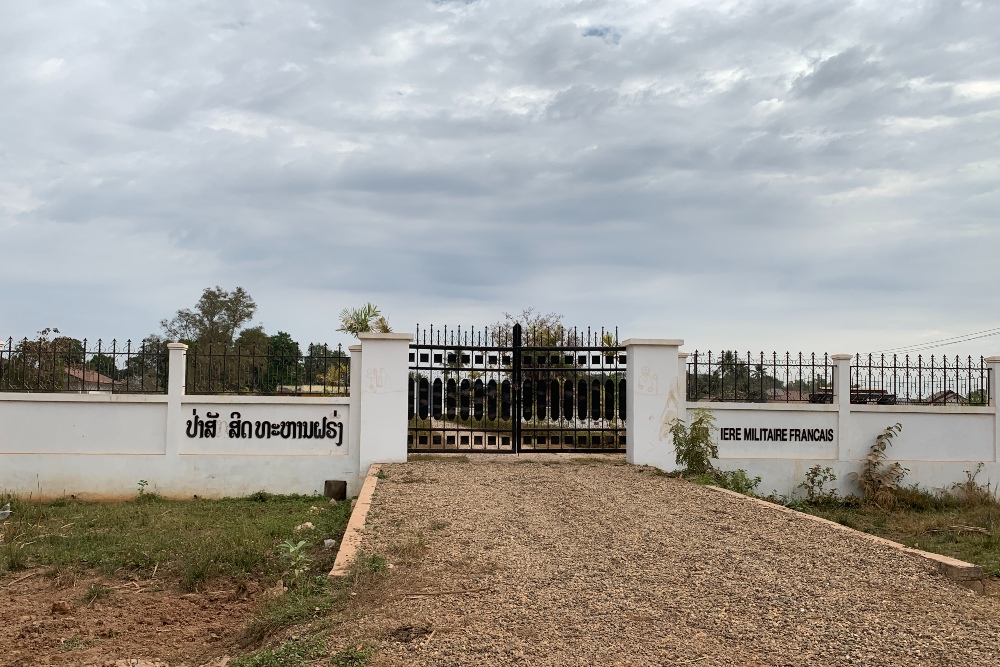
408,324,626,452
0,337,167,393
687,351,833,403
185,343,349,396
851,354,989,405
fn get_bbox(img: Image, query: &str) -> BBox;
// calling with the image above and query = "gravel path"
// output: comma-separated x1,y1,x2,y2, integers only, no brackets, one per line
354,456,1000,666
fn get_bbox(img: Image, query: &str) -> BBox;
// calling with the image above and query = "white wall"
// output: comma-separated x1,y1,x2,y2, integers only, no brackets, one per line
0,335,412,500
631,350,1000,497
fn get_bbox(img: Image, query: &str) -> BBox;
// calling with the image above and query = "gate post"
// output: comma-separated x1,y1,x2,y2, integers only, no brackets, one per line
624,338,684,469
357,333,413,474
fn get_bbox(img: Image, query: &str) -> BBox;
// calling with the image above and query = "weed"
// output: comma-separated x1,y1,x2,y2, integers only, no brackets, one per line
361,554,388,573
850,423,907,509
82,583,111,603
248,490,274,502
278,539,313,588
376,470,388,480
231,635,327,667
798,465,839,504
240,578,335,645
669,408,718,476
331,644,374,667
714,469,762,495
58,634,87,652
951,464,999,507
136,480,149,496
429,520,450,531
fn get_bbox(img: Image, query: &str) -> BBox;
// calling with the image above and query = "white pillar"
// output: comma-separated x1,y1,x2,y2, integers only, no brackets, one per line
987,356,1000,463
348,345,363,484
625,338,683,469
357,333,412,474
831,353,852,461
165,343,188,458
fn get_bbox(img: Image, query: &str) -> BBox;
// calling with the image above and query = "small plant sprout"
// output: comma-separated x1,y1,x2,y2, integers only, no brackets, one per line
277,539,312,587
136,480,149,496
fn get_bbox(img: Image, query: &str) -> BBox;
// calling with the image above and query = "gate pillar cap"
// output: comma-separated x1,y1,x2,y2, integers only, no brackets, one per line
357,333,413,341
622,338,683,347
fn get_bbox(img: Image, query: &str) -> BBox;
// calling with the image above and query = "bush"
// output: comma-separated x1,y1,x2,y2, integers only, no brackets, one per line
798,465,839,504
850,423,907,509
669,408,718,476
713,469,762,495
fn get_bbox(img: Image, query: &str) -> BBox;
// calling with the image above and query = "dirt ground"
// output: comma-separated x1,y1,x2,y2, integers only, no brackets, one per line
350,456,1000,667
0,570,252,667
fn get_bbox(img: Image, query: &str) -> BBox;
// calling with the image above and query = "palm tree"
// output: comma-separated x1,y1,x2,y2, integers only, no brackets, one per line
337,303,392,338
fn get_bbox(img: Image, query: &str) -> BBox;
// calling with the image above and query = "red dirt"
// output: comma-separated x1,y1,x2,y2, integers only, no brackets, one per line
0,569,258,667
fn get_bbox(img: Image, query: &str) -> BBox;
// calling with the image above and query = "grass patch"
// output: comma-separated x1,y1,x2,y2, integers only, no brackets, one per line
331,643,374,667
804,497,1000,575
0,491,352,591
239,576,340,645
82,582,111,603
230,635,327,667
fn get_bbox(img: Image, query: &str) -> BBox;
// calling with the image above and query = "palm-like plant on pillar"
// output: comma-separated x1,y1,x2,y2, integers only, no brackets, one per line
337,303,392,338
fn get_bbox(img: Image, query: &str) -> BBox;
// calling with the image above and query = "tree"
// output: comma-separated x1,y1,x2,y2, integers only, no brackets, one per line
161,286,257,345
337,303,392,338
490,308,567,347
267,331,303,391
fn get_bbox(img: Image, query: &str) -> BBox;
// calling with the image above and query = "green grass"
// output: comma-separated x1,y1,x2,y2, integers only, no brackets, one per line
804,501,1000,575
230,635,327,667
0,491,352,591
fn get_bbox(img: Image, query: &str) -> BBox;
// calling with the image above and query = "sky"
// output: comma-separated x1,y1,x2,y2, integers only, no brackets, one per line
1,0,998,357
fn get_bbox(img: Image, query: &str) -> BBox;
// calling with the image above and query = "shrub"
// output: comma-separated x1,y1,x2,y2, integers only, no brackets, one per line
669,408,718,476
850,423,907,509
714,469,762,495
798,465,839,504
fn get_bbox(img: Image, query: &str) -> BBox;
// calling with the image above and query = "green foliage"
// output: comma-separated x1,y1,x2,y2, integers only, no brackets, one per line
231,635,327,667
331,644,374,667
360,554,388,573
850,423,907,508
798,465,839,504
278,539,313,588
58,634,87,652
714,469,762,495
82,583,111,603
669,408,718,475
161,285,258,345
239,576,336,645
337,303,392,337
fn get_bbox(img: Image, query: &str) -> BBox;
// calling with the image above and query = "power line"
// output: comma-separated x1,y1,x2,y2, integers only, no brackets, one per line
870,327,1000,355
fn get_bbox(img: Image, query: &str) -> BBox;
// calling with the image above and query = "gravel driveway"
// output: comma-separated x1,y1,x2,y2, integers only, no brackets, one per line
353,456,1000,666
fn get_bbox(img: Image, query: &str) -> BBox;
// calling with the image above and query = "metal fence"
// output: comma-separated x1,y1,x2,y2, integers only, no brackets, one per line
0,337,167,393
185,343,350,395
851,354,990,405
686,351,833,403
408,324,626,452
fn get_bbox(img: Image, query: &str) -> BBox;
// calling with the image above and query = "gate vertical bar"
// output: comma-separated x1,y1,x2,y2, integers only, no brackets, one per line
512,323,522,454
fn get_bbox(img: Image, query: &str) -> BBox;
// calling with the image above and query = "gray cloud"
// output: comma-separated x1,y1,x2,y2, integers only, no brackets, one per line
1,0,998,355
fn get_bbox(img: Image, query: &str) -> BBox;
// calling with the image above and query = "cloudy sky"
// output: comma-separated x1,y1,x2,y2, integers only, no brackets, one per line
1,0,998,356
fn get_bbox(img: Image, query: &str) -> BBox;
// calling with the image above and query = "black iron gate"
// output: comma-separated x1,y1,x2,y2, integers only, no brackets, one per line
407,323,626,453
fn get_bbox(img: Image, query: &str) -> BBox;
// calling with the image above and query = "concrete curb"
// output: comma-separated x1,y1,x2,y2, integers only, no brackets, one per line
328,464,381,578
704,485,986,593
